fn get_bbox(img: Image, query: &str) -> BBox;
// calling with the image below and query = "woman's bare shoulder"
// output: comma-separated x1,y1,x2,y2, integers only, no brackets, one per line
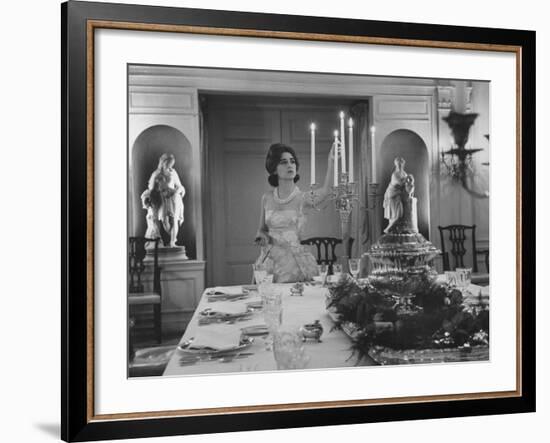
258,191,273,207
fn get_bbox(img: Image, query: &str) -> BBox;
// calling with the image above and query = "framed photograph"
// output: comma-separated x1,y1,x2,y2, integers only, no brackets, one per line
62,1,535,441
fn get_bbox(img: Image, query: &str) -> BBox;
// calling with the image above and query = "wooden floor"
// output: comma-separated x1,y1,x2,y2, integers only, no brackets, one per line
131,312,193,348
129,311,194,377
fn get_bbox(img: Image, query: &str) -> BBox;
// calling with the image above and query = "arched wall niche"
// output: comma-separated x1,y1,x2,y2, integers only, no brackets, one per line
379,129,430,239
130,125,196,259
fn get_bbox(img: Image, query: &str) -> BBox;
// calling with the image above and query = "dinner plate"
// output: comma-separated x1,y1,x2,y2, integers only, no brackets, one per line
177,336,254,355
242,284,258,291
206,292,249,302
198,307,253,320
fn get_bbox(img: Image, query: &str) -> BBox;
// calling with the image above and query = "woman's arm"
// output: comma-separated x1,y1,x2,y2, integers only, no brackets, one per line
304,145,335,208
254,193,270,247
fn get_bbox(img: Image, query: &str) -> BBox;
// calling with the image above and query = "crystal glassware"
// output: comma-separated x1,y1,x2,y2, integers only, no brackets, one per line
253,263,268,285
273,328,310,370
260,285,283,350
456,267,472,288
445,270,457,287
333,263,343,282
348,258,361,280
316,263,328,285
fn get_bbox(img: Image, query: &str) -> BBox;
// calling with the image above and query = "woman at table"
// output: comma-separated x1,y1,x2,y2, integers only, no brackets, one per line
254,143,334,283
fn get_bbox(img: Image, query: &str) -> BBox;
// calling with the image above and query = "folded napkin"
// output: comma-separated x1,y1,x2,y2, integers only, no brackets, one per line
202,301,249,316
207,286,245,296
245,294,262,305
188,325,242,351
241,324,269,336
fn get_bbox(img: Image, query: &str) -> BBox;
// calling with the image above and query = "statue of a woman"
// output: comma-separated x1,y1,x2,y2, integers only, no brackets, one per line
383,157,418,233
142,153,185,247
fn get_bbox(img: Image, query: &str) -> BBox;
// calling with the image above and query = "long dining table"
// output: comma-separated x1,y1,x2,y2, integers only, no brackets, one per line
163,282,370,376
163,279,490,377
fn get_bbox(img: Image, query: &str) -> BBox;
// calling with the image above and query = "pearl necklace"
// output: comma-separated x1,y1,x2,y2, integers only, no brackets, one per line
273,186,300,204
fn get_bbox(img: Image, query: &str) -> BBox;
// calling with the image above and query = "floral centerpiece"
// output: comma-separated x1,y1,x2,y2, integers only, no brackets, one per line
333,156,489,365
327,277,489,365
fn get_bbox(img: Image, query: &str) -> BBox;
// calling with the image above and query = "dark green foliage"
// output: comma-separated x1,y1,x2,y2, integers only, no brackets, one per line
328,278,489,359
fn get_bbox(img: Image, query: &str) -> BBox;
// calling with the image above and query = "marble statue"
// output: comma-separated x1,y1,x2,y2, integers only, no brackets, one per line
383,157,418,234
142,153,186,249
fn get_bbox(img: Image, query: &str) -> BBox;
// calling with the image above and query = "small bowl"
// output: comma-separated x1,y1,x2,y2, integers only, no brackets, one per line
299,320,324,342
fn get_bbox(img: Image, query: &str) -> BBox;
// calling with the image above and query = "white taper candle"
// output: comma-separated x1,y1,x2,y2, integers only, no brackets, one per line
371,125,376,182
339,111,346,173
333,131,339,187
310,123,316,185
348,118,354,182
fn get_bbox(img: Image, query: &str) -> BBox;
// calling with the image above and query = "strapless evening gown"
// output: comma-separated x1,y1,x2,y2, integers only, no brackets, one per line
255,207,318,283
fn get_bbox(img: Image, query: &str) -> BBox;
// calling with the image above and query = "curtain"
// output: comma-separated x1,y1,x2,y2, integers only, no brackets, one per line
199,96,211,283
350,101,370,258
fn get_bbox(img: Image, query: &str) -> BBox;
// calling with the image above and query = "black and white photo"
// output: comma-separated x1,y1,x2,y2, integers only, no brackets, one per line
126,65,491,377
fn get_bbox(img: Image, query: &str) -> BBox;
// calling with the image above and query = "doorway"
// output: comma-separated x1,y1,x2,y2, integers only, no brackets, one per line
203,94,359,286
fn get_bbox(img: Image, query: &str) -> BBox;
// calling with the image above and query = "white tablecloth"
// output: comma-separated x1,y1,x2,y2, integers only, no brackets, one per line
163,280,490,376
163,284,368,376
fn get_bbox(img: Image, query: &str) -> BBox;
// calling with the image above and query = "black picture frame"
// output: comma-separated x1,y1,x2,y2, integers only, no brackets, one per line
62,1,536,441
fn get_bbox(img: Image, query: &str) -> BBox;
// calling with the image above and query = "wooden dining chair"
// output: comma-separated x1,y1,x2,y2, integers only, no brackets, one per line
128,236,163,343
438,224,489,283
300,237,354,274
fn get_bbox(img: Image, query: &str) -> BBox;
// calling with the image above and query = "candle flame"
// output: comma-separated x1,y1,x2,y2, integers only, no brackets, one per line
334,130,339,137
310,122,316,131
370,126,376,133
339,111,345,118
349,118,353,127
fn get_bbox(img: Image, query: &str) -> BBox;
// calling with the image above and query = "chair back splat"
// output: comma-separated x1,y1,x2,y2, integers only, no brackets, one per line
300,237,354,274
438,224,489,273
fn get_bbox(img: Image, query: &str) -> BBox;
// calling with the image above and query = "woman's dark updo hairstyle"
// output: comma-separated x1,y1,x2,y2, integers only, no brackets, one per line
265,143,300,187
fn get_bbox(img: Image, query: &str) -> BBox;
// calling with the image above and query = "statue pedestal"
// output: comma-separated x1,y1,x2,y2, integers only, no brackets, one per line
143,250,204,338
152,245,188,259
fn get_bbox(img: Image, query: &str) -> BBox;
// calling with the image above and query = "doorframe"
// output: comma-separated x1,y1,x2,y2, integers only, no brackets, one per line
202,94,366,287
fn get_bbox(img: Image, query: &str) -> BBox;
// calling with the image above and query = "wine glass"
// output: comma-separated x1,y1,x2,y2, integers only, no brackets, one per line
445,271,457,287
456,267,472,288
261,285,283,350
273,328,310,370
316,264,328,285
348,258,361,281
333,264,343,282
253,263,268,285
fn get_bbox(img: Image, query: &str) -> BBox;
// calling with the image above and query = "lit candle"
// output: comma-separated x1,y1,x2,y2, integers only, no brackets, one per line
348,118,354,183
370,126,376,182
310,123,316,185
339,111,346,173
333,130,339,187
